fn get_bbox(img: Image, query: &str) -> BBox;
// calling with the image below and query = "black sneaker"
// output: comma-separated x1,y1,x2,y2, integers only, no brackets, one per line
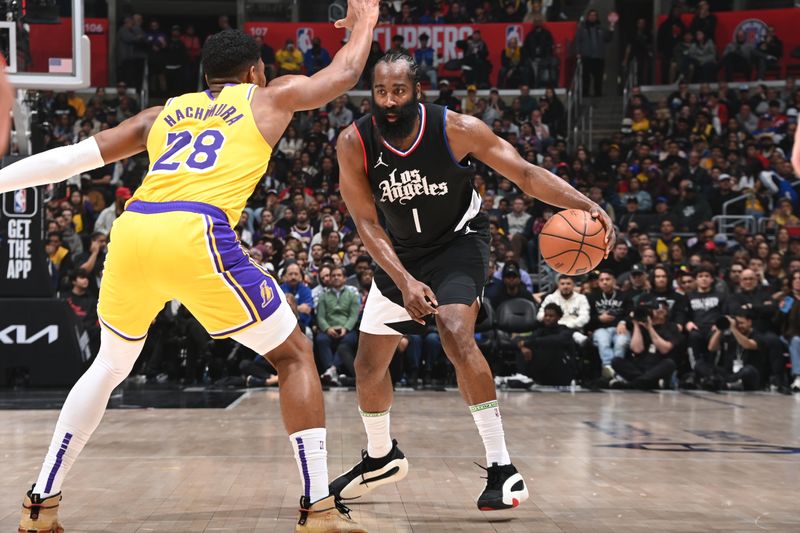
476,463,529,511
329,439,409,501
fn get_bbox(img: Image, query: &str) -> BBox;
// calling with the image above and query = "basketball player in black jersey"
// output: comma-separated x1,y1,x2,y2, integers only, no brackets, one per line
330,52,614,511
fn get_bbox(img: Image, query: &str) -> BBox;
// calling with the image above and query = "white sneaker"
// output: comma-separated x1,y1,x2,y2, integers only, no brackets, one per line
792,376,800,393
321,366,339,386
602,365,615,379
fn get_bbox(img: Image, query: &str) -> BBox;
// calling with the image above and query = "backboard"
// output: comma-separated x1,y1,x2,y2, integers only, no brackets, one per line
3,0,90,90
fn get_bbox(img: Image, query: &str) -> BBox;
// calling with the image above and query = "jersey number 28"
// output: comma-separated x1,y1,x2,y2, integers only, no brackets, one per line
152,130,225,172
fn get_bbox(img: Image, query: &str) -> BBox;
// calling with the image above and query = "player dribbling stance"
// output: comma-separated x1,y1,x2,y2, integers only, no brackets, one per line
329,53,614,510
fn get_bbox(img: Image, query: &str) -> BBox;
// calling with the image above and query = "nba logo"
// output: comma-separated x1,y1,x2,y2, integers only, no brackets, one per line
297,28,314,54
506,25,522,46
13,189,26,214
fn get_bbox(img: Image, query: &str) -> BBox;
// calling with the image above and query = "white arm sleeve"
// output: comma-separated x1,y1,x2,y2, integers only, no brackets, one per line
0,137,105,195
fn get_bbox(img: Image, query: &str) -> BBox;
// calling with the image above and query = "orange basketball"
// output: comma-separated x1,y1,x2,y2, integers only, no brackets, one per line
538,209,606,276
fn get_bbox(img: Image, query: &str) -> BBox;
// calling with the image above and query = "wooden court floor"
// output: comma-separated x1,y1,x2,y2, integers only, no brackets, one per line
2,389,800,532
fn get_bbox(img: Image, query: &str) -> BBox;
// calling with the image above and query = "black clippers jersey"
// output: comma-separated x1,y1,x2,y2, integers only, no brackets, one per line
354,103,484,259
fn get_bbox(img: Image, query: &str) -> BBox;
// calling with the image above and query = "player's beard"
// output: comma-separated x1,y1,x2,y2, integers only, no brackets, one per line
373,96,420,145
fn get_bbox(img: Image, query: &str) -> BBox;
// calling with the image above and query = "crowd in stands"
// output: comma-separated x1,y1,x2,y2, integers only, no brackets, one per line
26,2,800,395
657,1,786,85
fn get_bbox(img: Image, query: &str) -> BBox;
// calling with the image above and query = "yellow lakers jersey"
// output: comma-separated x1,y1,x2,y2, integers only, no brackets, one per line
131,83,271,226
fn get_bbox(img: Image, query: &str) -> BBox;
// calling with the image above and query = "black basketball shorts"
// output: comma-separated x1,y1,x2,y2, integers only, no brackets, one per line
359,229,490,336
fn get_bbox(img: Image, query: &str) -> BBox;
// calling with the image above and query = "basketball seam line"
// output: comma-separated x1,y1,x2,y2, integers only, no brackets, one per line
565,211,588,274
543,248,577,260
539,232,606,251
557,209,604,238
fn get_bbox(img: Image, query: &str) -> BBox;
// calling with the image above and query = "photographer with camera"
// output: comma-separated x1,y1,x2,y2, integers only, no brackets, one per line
694,310,764,391
729,268,788,391
609,297,681,390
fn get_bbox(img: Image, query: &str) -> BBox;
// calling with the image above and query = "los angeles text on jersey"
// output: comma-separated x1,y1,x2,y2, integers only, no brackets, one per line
379,168,449,205
162,103,245,128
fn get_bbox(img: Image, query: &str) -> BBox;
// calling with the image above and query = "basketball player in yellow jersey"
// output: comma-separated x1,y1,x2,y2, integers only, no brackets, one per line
1,2,378,532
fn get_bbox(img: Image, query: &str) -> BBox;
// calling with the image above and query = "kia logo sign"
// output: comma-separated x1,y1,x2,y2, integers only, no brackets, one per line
0,325,59,344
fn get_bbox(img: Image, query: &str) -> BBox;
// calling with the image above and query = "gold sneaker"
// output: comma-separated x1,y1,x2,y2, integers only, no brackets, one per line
18,486,64,533
296,495,367,533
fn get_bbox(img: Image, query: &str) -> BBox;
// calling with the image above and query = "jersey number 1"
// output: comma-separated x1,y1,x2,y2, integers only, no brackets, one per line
412,208,422,233
152,130,225,172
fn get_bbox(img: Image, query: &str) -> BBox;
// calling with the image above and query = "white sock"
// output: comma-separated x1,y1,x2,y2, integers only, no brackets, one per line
360,407,392,458
290,428,329,503
470,400,511,466
34,329,144,497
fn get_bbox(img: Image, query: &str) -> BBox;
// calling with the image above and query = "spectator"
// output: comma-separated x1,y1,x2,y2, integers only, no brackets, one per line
117,16,147,90
45,232,72,291
74,231,107,294
276,39,303,75
769,198,800,228
722,30,755,82
303,37,332,76
499,37,524,89
280,262,314,331
671,180,712,232
686,266,727,365
497,0,525,22
657,5,687,83
94,186,131,235
504,196,531,237
462,30,491,88
64,269,100,354
394,2,416,24
537,275,590,338
66,91,85,119
776,270,800,392
254,35,276,80
413,33,437,86
180,24,202,83
649,265,688,325
461,84,479,115
623,18,653,86
315,266,360,385
655,218,681,262
487,261,535,308
672,31,695,84
328,95,354,130
589,270,631,377
754,26,783,80
434,80,461,111
165,25,189,95
687,30,717,83
389,34,408,55
611,298,680,389
521,15,558,88
145,19,168,96
604,241,634,278
445,1,469,23
575,9,616,97
688,1,717,42
517,303,577,386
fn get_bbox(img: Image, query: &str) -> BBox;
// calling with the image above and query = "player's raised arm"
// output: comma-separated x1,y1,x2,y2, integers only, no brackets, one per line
338,124,437,322
447,111,615,257
267,0,379,112
0,106,160,195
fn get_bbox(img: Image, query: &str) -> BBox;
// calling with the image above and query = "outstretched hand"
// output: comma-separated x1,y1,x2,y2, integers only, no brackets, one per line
334,0,380,30
590,205,615,259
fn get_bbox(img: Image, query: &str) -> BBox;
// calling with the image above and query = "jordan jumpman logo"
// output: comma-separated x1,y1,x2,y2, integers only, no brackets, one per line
374,152,389,169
